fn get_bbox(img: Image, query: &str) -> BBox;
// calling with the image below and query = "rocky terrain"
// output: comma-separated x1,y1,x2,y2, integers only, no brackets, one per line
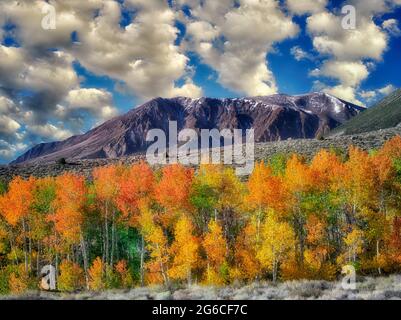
1,124,400,183
12,93,363,164
2,275,401,300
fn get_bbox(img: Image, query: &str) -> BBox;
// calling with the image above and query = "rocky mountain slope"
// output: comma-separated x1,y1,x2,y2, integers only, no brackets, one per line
330,89,401,136
11,93,363,164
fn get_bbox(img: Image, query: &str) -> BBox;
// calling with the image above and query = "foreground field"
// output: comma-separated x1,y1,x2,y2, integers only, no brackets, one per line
3,275,401,300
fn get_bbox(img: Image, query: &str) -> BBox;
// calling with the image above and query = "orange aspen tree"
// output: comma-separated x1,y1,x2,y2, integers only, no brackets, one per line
233,218,262,282
0,176,35,273
50,173,88,288
169,216,200,286
342,147,378,216
154,164,194,228
310,149,343,191
115,260,134,288
246,162,271,241
304,215,331,277
202,219,227,284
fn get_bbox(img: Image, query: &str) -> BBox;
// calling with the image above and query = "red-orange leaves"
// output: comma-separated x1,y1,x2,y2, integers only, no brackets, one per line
117,161,155,225
155,164,194,226
49,174,87,244
0,176,35,226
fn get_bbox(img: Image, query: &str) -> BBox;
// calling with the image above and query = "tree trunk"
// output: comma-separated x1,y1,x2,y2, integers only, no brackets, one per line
22,219,28,273
105,201,109,267
187,269,192,287
376,240,381,275
36,240,40,279
140,234,145,287
111,210,115,266
80,232,90,290
272,259,278,283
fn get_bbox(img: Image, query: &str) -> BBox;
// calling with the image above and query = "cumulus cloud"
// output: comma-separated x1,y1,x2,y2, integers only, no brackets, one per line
26,123,72,141
65,88,118,121
71,0,202,100
0,0,204,161
304,0,400,104
0,140,28,160
183,0,299,96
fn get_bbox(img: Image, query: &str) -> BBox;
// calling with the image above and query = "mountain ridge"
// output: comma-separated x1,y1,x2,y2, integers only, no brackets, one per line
11,92,364,164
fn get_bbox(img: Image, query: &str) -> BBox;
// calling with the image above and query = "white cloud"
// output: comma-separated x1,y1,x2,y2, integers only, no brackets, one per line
71,0,202,100
383,19,401,36
319,60,369,87
286,0,328,15
0,115,21,135
0,140,27,160
27,123,72,141
183,0,299,96
291,46,313,61
359,90,377,102
65,88,118,121
305,1,399,104
307,12,388,61
378,84,396,95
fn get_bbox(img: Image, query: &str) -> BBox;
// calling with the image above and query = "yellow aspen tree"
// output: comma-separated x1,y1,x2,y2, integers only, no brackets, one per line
168,216,200,286
140,208,170,286
88,257,105,291
257,214,296,282
343,228,365,264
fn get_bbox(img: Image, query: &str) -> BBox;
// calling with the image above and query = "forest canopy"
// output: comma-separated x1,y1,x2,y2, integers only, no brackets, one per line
1,137,401,294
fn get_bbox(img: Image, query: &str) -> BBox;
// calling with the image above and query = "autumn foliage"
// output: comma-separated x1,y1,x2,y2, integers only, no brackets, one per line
1,137,401,293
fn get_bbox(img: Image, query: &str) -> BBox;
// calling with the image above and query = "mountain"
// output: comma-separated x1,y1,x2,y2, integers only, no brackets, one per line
12,92,364,164
329,89,401,136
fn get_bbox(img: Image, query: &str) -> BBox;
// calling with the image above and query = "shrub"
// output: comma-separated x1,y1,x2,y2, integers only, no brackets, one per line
89,257,105,291
8,265,29,294
115,260,134,288
58,260,85,292
57,158,67,165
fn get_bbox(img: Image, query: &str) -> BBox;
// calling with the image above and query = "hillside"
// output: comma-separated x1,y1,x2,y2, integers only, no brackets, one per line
11,93,363,164
2,123,400,183
330,89,401,136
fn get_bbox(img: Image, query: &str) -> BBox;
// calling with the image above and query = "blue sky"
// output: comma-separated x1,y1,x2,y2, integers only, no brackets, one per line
0,0,400,163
